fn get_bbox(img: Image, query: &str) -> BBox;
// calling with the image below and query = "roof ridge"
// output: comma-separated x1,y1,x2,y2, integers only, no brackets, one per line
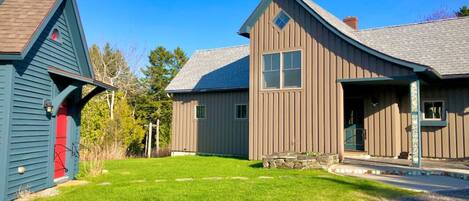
194,44,249,53
359,16,469,32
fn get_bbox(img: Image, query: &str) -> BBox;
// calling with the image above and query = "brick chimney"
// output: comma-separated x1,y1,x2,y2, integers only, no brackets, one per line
343,16,358,30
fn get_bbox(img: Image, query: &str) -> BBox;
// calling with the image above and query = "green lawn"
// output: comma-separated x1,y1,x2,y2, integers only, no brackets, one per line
39,156,415,201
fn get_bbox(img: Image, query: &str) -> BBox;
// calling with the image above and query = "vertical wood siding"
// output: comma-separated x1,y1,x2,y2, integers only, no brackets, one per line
171,91,249,157
248,0,413,160
6,3,83,200
362,87,402,157
400,86,469,159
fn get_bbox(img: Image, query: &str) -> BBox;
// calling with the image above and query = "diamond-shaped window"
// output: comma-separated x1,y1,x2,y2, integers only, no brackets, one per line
274,11,291,30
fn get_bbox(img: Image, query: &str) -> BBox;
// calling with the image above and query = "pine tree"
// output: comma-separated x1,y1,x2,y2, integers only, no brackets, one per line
137,46,188,148
456,6,469,17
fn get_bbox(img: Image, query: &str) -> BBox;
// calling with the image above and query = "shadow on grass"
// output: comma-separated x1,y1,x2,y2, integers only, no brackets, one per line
195,154,249,160
314,176,414,199
249,162,264,169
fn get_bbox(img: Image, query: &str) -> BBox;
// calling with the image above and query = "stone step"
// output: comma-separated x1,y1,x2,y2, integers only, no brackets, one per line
328,166,469,181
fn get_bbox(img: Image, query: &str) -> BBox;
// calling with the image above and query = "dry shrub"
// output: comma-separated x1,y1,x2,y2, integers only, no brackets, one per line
16,185,32,201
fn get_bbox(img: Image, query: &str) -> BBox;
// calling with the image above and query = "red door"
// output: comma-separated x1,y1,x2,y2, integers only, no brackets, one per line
54,103,68,179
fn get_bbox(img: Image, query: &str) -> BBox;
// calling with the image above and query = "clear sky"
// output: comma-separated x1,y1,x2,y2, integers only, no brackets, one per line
77,0,468,69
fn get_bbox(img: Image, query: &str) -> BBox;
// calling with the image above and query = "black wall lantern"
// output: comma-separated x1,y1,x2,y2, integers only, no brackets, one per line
371,97,379,108
43,99,53,113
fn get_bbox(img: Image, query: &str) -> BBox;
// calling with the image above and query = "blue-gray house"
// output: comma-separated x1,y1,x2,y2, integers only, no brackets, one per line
0,0,114,200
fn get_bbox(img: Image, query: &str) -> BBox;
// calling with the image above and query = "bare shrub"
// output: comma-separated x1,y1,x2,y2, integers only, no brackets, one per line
16,185,32,201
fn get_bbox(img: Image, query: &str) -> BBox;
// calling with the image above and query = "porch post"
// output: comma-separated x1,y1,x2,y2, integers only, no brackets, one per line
338,83,345,162
409,80,421,167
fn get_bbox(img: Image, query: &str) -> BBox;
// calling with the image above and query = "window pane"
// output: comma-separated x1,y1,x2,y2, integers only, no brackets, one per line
274,11,290,29
236,105,247,119
283,69,301,88
284,52,292,69
434,102,443,119
196,106,206,119
292,51,301,69
272,53,280,70
424,102,433,119
263,71,280,89
263,55,271,71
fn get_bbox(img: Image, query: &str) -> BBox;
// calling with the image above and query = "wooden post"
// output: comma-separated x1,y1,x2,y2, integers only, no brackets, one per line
156,119,160,154
144,127,148,156
148,122,153,158
410,80,421,167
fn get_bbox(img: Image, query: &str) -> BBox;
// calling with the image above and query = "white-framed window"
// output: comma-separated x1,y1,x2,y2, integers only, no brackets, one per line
235,104,248,120
262,50,302,89
273,10,291,30
50,28,62,43
195,105,206,119
263,53,281,89
423,100,444,121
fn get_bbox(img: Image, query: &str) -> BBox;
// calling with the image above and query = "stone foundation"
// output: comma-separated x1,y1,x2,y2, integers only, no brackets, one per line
263,152,339,170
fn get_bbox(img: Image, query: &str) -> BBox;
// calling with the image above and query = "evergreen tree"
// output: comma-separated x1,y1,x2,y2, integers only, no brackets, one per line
456,6,469,17
136,46,188,148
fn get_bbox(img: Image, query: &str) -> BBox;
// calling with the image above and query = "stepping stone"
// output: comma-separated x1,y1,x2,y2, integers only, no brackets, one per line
130,180,146,183
176,178,193,182
202,177,223,180
258,176,274,179
230,177,248,180
155,179,167,183
98,182,111,186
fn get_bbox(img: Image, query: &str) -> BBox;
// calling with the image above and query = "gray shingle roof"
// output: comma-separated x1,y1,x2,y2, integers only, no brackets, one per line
0,0,57,54
166,45,249,93
302,0,469,77
356,17,469,76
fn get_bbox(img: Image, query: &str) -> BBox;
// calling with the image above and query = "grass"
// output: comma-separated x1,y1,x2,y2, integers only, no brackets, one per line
38,156,416,201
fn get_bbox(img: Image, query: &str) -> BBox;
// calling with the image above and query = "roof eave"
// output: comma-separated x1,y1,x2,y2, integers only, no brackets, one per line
166,87,249,94
0,53,23,60
238,0,272,38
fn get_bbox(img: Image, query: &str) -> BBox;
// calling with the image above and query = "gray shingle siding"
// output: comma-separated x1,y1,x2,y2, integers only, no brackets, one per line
166,45,250,93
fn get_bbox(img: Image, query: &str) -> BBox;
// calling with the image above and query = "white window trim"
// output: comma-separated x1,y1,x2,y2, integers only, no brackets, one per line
261,49,303,91
234,104,248,120
195,105,206,120
273,10,292,31
422,100,445,121
49,28,63,44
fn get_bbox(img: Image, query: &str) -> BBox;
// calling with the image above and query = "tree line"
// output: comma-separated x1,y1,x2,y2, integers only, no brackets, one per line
81,44,187,159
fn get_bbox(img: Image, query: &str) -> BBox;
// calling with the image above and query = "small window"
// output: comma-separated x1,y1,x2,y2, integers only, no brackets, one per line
273,11,291,30
283,51,301,88
263,53,281,89
423,101,444,120
235,104,247,119
195,105,206,119
50,28,61,42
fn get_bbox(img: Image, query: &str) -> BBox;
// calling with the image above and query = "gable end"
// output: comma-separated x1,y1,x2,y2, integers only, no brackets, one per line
239,0,438,78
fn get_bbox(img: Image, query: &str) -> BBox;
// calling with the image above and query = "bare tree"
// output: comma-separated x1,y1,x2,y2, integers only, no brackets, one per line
423,7,456,22
89,44,142,120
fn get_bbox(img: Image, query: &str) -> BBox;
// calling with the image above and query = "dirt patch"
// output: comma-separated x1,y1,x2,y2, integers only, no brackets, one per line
16,188,59,201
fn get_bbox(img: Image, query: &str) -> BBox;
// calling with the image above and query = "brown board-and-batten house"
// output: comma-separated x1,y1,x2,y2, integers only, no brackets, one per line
167,0,469,165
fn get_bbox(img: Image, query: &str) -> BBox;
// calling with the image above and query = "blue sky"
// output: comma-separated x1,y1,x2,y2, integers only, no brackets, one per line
77,0,468,69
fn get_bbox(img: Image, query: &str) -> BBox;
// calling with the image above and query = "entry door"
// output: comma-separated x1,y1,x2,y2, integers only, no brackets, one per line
54,103,68,179
344,98,365,151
